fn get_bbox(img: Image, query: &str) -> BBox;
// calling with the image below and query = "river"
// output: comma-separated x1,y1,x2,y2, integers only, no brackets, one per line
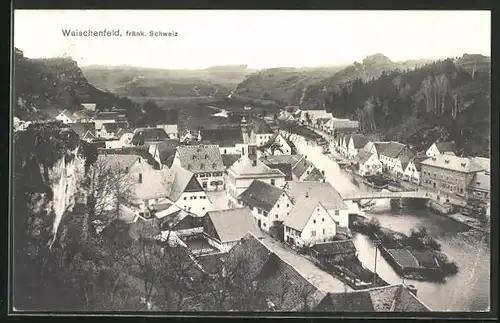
292,134,491,312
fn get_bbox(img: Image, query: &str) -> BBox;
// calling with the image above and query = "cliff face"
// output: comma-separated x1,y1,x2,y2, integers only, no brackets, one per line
14,48,141,122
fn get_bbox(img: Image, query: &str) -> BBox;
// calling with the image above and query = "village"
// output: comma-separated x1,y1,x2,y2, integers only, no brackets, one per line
13,97,490,312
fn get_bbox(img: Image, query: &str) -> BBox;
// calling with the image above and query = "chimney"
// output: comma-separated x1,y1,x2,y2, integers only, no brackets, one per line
138,173,143,183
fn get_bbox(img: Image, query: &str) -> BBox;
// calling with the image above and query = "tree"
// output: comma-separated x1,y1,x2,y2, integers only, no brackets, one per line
85,158,136,223
367,217,381,235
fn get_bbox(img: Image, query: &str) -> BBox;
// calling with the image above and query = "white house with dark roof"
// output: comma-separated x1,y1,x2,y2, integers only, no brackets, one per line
91,111,120,131
292,157,319,181
284,200,337,247
238,179,293,231
347,134,370,159
250,122,275,147
365,141,413,172
284,181,350,229
266,133,296,156
355,149,382,177
67,122,96,142
202,207,263,252
426,141,455,158
132,127,170,146
226,147,286,203
403,155,427,185
173,144,226,191
127,164,212,216
55,110,76,124
199,128,248,156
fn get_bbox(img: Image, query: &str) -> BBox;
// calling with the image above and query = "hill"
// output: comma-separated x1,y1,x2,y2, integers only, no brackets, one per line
233,54,434,108
322,55,491,157
14,48,143,123
81,65,253,98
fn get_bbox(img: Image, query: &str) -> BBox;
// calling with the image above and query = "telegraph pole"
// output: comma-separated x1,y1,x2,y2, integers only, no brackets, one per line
373,239,381,285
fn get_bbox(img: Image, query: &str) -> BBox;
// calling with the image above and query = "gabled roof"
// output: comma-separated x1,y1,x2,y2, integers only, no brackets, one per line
409,156,428,171
224,233,324,311
132,127,170,144
284,200,328,231
82,103,97,110
176,144,225,173
238,180,286,212
266,163,294,181
302,167,325,182
252,121,274,134
155,139,181,167
221,154,241,168
164,164,202,201
314,284,431,312
284,181,347,210
162,124,178,134
66,122,96,138
103,123,119,133
57,109,75,120
292,158,314,179
200,128,244,147
434,141,455,153
349,134,370,149
72,110,91,120
229,155,286,178
206,208,262,243
174,213,205,230
375,141,407,159
356,149,376,165
398,150,415,170
467,172,490,192
311,240,356,256
421,154,484,173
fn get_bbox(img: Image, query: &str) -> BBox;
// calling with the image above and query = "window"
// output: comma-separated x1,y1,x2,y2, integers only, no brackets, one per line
263,223,267,228
275,214,279,219
277,204,280,208
193,196,197,199
271,179,275,186
313,220,316,224
202,207,206,210
323,229,326,234
224,149,227,154
322,218,324,222
190,196,194,200
311,230,316,237
263,211,268,217
287,204,289,208
202,182,207,188
258,209,262,214
335,210,339,216
184,197,187,200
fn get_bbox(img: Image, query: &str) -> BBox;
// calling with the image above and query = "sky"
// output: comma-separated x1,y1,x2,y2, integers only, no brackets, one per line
14,10,491,69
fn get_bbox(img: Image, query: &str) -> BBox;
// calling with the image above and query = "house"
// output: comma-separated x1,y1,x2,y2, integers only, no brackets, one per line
403,156,427,184
148,139,181,169
355,149,382,177
71,110,92,123
420,154,484,198
129,164,212,216
55,110,76,124
366,141,413,173
292,157,321,181
82,103,97,111
91,111,120,131
347,134,370,159
284,181,350,228
226,147,286,203
313,284,431,312
132,127,170,146
238,180,294,231
96,122,119,139
328,118,359,137
338,135,349,156
250,121,275,147
98,153,155,174
218,233,325,311
66,122,96,142
300,110,330,125
203,208,263,252
302,168,326,182
466,172,490,203
265,133,296,155
173,144,225,191
314,117,332,130
199,127,248,155
426,141,455,157
260,154,305,181
392,149,415,179
156,124,179,139
284,199,337,247
310,240,357,265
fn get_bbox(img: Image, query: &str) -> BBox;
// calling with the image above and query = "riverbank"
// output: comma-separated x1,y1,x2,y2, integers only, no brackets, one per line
352,217,459,282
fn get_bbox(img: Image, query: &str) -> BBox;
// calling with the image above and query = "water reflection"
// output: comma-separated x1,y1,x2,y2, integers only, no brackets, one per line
293,134,491,312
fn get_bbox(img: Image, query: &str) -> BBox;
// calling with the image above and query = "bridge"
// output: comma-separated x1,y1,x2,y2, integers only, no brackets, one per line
340,190,429,201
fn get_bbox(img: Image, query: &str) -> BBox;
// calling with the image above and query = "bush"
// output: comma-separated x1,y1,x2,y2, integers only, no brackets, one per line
367,218,381,235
